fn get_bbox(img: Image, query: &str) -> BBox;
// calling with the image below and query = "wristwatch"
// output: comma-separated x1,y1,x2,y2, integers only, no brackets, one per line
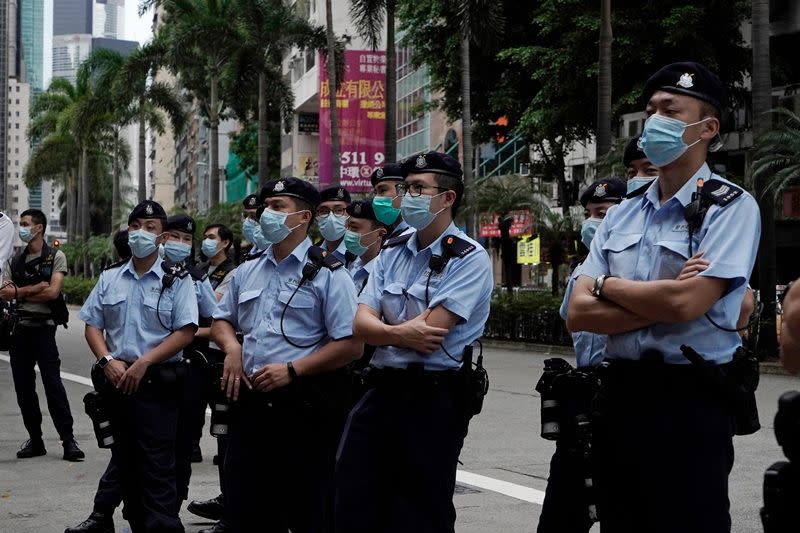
97,355,114,368
287,361,298,381
592,275,610,299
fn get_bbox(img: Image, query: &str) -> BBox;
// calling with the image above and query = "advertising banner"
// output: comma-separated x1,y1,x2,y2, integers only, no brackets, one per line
319,50,387,192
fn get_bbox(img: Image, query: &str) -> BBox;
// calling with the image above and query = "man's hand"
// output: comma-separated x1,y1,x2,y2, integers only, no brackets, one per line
117,358,151,395
677,252,710,281
251,363,291,392
103,359,128,387
395,309,448,354
221,345,250,401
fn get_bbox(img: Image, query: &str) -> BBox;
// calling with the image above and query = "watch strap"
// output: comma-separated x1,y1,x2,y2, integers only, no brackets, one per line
287,361,298,381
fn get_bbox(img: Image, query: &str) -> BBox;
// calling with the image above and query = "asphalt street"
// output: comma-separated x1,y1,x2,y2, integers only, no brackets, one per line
0,308,798,532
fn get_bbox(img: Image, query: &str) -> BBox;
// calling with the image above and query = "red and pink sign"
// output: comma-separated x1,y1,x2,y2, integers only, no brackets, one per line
319,50,387,192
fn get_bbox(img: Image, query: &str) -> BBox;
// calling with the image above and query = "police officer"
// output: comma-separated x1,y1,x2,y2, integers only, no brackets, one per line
241,194,267,256
335,151,493,532
344,200,389,296
370,162,409,238
567,62,760,533
69,200,198,533
0,209,83,462
623,135,659,195
537,178,625,533
317,185,351,264
0,211,14,275
781,281,800,372
212,178,361,532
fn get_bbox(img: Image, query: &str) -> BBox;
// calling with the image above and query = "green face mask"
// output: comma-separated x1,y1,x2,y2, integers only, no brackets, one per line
372,196,400,226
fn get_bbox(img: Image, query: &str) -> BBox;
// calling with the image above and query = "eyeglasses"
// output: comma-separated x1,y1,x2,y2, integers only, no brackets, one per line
316,207,348,217
394,183,449,197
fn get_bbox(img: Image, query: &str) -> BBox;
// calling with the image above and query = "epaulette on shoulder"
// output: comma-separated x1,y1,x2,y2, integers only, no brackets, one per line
382,232,413,249
187,265,208,282
244,249,265,262
701,179,744,207
309,246,343,270
442,234,476,258
161,260,189,279
103,259,128,271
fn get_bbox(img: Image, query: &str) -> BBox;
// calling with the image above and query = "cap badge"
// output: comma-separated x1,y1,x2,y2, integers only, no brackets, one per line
248,198,255,206
376,168,384,178
416,154,427,169
187,221,193,231
337,188,344,199
677,73,694,89
594,184,607,197
354,203,362,215
275,181,285,192
145,203,154,216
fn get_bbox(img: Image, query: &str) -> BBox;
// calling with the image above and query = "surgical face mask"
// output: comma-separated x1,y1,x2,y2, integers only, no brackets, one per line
400,192,446,230
128,229,160,259
372,196,401,225
580,218,603,249
318,213,347,242
250,225,269,250
242,217,258,244
18,227,34,243
627,176,655,195
344,228,381,257
164,241,192,262
638,114,711,167
201,238,219,258
259,208,303,244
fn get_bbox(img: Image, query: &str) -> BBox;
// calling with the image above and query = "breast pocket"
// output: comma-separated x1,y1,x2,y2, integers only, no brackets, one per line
276,289,317,337
237,289,262,332
406,273,442,313
602,232,642,279
381,282,408,326
100,291,127,327
143,290,174,331
654,240,690,281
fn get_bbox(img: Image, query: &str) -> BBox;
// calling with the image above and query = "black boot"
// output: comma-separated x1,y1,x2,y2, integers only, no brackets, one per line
199,520,232,533
187,494,224,521
17,439,46,459
63,439,86,462
64,511,115,533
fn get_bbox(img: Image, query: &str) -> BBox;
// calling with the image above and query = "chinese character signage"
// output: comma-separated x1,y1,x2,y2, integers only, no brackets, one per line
479,210,532,238
319,50,386,192
517,237,540,264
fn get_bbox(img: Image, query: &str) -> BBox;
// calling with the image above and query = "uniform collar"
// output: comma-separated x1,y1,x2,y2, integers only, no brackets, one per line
354,256,376,275
323,238,347,257
123,257,165,280
265,237,312,266
406,222,458,256
643,162,711,210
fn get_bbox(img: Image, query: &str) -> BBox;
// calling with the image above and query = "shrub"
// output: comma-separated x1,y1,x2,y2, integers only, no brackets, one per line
62,276,99,305
484,288,571,346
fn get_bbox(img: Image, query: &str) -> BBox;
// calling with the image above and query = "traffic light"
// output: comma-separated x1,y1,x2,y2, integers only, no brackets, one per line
53,239,60,248
495,116,509,144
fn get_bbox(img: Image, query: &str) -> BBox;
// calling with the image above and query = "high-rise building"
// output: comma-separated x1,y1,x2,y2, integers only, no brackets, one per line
20,0,48,92
92,0,124,39
53,0,92,35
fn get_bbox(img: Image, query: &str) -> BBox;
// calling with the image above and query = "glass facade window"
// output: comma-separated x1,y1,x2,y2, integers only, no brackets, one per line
21,0,45,91
395,46,431,159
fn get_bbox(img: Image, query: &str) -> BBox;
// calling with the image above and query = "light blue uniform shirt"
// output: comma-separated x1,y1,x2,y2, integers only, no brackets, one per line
322,239,348,264
348,256,375,296
80,258,199,363
214,237,358,376
360,222,493,371
560,263,606,368
194,275,218,318
579,163,761,364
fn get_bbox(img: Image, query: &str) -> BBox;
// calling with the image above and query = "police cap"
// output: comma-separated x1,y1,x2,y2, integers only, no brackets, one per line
242,194,259,210
259,178,321,210
128,200,167,225
166,214,196,235
346,200,383,225
580,178,626,208
370,162,403,187
400,151,463,181
623,135,647,168
320,186,351,204
642,61,726,115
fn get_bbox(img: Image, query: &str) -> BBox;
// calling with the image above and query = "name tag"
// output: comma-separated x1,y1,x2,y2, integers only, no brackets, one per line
672,223,689,233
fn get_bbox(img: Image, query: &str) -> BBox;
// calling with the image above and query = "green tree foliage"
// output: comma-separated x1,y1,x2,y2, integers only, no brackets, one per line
753,108,800,197
229,121,281,181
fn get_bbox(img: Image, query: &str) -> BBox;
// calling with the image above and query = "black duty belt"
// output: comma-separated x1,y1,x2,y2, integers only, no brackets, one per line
363,365,464,389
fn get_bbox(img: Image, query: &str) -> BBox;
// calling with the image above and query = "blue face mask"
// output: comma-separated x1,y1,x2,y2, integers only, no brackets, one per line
259,208,302,244
400,192,446,231
580,218,603,250
638,114,710,167
164,241,192,262
128,229,160,259
344,228,381,257
242,217,258,244
201,238,219,258
18,227,34,243
250,225,269,250
627,176,655,195
318,213,347,242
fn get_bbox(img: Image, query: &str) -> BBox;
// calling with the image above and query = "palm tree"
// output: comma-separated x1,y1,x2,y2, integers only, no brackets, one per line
596,0,612,158
752,0,777,359
753,108,800,194
349,0,397,162
158,0,242,205
325,0,342,186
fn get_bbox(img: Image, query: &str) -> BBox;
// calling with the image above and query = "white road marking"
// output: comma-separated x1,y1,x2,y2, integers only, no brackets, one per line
0,354,544,505
457,470,546,504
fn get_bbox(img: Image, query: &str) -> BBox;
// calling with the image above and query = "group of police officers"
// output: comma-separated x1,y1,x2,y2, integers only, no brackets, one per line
0,60,774,533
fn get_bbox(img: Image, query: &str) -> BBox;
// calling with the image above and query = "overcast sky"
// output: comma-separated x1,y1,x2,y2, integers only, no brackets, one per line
124,2,154,45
